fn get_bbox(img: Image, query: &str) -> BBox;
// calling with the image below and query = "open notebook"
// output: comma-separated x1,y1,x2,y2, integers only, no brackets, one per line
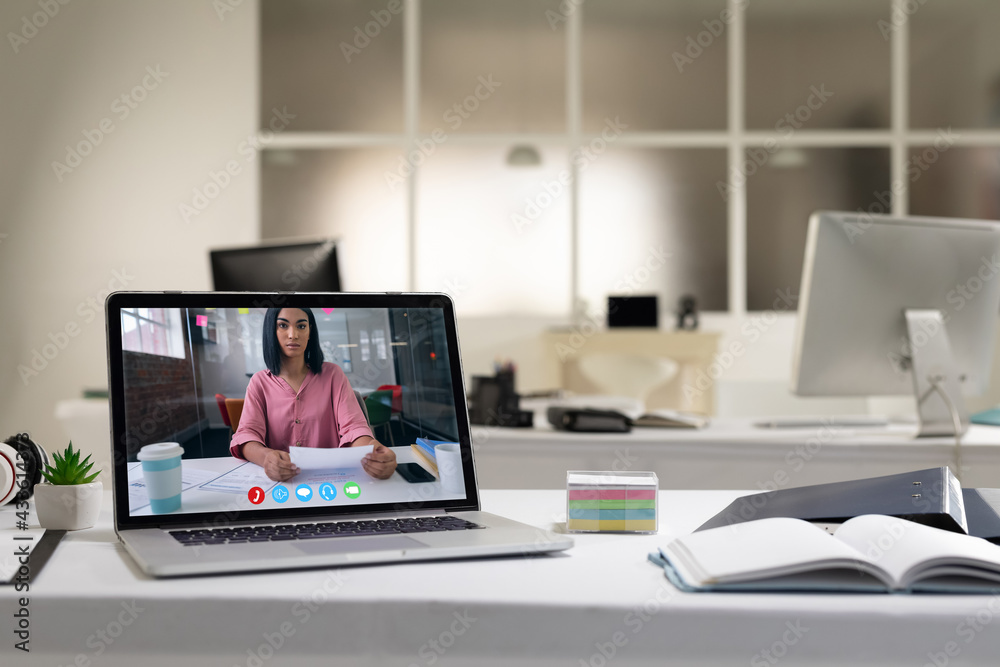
650,514,1000,593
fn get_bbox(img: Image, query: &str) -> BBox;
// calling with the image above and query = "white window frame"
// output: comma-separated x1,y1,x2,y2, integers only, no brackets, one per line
261,0,1000,317
122,308,186,359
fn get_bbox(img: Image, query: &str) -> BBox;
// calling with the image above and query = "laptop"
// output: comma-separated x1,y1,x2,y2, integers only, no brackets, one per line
106,292,572,577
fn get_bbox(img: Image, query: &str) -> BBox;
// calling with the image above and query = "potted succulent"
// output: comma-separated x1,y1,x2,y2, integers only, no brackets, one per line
33,442,103,530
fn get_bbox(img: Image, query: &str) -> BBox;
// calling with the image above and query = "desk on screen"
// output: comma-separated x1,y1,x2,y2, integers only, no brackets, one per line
125,448,460,516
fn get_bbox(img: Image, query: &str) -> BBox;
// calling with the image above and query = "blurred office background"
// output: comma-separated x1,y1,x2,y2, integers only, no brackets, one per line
2,0,1000,454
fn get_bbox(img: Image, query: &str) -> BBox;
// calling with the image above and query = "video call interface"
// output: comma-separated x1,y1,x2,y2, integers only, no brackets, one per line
119,305,466,517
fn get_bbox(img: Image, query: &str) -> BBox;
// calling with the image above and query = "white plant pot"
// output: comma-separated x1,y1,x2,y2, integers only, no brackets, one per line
33,481,103,530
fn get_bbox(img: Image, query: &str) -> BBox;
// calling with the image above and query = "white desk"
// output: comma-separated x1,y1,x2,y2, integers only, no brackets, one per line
472,419,1000,490
3,489,1000,666
126,449,462,516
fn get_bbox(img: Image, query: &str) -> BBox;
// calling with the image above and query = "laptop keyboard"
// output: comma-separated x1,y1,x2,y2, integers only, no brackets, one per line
168,516,483,546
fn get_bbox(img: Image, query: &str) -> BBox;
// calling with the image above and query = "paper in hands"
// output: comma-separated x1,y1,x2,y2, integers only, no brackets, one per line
288,445,373,471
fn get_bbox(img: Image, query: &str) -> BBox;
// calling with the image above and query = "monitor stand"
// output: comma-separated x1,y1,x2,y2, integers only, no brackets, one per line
904,309,969,438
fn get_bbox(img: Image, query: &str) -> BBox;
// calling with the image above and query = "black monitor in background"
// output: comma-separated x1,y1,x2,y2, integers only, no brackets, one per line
607,295,658,328
210,239,341,291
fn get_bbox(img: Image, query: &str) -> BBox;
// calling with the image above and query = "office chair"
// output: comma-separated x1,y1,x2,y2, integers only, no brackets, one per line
224,398,245,433
363,389,396,446
215,393,233,430
577,353,679,406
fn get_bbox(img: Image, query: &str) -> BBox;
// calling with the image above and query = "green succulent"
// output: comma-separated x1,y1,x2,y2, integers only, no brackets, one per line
41,442,100,485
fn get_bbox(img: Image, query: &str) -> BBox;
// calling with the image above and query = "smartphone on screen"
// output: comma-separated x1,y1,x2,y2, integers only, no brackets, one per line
396,463,436,483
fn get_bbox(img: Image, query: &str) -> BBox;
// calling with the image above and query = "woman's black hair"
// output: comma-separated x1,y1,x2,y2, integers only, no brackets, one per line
262,307,324,375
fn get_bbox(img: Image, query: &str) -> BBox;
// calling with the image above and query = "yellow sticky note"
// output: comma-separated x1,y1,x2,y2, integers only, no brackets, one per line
567,519,600,531
625,520,657,532
238,308,249,315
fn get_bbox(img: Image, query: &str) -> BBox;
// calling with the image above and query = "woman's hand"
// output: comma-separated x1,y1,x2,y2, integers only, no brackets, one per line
361,441,397,479
262,449,300,482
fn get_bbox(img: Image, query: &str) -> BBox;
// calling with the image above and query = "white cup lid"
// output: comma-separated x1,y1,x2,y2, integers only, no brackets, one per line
137,442,184,461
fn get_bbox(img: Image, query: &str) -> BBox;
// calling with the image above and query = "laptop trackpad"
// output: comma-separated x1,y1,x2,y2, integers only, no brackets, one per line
293,535,426,556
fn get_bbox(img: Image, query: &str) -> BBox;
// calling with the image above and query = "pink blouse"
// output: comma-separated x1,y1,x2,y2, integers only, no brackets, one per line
229,362,373,460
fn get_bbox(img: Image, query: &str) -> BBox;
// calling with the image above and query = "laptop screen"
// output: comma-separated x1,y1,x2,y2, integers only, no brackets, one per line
106,293,477,527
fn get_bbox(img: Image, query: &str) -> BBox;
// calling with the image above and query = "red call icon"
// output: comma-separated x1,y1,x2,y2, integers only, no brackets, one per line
248,486,265,505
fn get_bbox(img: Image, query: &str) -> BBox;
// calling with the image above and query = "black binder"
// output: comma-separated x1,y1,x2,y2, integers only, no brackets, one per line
964,488,1000,544
697,467,969,534
547,407,631,433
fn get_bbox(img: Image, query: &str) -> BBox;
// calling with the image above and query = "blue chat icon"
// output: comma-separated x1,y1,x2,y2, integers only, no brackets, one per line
295,484,313,502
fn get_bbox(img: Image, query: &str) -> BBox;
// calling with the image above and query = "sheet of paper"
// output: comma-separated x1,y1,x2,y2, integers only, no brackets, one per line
289,445,372,471
199,462,277,494
293,469,355,485
127,467,222,509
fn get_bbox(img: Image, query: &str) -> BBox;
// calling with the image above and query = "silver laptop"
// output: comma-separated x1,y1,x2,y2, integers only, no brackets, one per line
106,292,572,577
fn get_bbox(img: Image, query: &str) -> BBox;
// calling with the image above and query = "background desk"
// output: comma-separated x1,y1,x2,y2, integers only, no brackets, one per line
472,419,1000,490
4,489,1000,666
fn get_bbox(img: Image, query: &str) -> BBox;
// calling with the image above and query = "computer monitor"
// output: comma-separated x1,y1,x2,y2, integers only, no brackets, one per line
210,239,341,291
792,211,1000,436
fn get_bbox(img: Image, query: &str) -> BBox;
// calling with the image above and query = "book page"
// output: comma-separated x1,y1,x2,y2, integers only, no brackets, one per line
834,514,1000,589
633,409,707,428
663,517,892,588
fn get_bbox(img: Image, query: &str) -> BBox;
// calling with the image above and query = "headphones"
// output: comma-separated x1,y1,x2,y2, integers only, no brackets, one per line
0,433,49,506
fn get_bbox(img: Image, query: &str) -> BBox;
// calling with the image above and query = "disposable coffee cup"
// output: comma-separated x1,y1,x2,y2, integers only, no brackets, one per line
137,442,184,514
434,443,464,495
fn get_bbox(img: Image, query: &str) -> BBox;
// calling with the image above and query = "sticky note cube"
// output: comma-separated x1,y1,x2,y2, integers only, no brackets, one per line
566,471,658,533
195,315,208,327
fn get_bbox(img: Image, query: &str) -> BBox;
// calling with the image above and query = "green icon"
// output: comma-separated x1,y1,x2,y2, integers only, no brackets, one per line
343,482,361,499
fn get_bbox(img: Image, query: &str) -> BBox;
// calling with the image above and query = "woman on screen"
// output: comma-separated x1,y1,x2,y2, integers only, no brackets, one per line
230,307,397,481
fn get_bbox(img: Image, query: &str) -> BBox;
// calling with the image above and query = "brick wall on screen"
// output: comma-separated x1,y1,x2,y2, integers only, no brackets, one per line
122,349,200,459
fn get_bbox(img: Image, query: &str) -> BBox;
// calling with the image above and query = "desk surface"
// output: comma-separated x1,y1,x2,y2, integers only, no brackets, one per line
473,419,1000,490
3,489,1000,666
126,449,461,516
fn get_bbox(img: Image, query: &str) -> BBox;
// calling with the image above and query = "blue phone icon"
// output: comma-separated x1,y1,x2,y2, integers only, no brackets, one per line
272,485,289,503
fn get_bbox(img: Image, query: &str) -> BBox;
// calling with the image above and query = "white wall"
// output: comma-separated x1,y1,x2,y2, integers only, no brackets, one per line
4,0,999,471
457,310,1000,420
0,1,258,458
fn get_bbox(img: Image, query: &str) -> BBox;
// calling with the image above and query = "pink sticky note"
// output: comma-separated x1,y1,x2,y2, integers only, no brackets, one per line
196,315,208,327
322,308,335,314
